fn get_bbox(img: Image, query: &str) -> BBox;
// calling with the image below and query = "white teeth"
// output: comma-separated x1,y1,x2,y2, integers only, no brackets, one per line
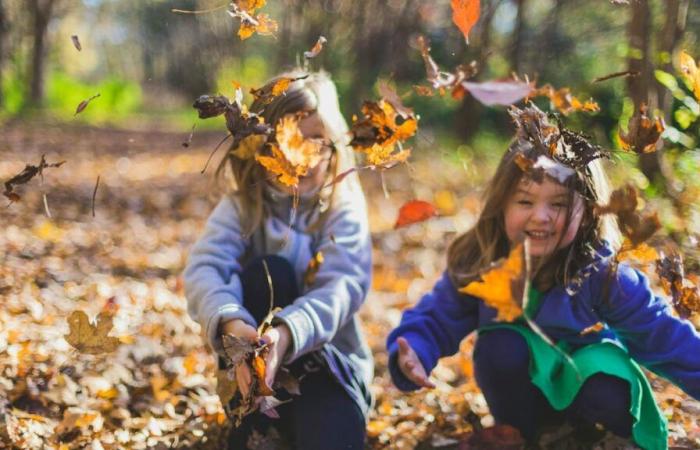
527,231,550,238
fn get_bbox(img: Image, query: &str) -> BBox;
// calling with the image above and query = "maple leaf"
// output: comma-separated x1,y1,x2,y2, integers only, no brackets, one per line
249,75,308,105
394,200,439,229
64,310,120,354
619,104,665,154
679,50,700,101
459,241,528,322
229,1,278,41
451,0,480,44
255,116,323,187
532,84,599,115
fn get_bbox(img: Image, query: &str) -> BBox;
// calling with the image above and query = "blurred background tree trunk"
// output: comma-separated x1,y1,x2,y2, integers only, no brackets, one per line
27,0,56,108
0,0,7,108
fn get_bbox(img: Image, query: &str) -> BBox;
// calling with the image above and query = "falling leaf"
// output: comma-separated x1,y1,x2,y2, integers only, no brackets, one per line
230,1,278,41
255,116,323,187
71,35,82,51
596,185,660,246
459,241,528,322
64,310,120,354
74,93,101,116
616,241,659,264
679,50,700,101
451,0,480,43
303,251,324,286
416,36,478,96
580,322,605,336
394,200,438,229
532,84,599,115
656,252,700,319
234,134,267,159
304,36,327,59
3,155,66,203
619,104,665,154
377,79,413,117
250,75,308,105
460,80,533,106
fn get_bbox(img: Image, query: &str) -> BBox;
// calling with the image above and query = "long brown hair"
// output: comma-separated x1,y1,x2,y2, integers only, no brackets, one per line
215,70,357,236
447,140,621,291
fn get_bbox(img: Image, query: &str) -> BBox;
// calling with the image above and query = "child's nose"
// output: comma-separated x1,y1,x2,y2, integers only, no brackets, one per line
531,205,554,223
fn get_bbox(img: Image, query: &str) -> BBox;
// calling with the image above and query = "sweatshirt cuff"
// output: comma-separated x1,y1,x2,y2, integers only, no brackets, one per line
273,305,315,363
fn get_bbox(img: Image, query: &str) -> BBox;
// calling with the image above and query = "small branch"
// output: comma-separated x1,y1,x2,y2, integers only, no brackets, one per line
92,175,100,217
201,133,232,174
171,3,228,14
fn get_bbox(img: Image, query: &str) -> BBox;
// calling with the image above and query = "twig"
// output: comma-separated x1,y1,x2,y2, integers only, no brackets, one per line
592,70,639,83
201,133,232,174
92,175,100,217
262,259,274,316
171,3,228,14
42,193,51,218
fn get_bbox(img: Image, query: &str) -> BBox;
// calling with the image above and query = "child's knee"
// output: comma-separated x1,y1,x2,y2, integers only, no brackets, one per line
241,254,299,318
474,329,530,375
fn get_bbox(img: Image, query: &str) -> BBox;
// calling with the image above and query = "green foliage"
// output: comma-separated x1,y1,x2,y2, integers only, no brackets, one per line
45,73,142,122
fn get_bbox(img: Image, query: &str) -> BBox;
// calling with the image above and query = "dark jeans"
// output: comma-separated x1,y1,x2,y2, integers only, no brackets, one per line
473,328,634,442
225,255,365,450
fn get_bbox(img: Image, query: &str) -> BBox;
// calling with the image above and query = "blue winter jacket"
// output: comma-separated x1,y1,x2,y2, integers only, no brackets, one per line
387,246,700,399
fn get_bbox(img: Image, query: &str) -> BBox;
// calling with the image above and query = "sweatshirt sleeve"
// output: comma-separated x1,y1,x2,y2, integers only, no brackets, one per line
386,272,480,391
183,196,256,354
597,264,700,400
272,193,372,363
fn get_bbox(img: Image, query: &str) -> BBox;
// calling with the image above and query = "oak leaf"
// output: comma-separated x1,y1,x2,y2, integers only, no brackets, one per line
619,104,664,154
451,0,480,43
394,200,438,229
459,241,528,322
64,310,120,354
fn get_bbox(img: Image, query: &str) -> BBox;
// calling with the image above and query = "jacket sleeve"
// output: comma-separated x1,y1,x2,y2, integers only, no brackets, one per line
386,272,480,391
273,194,372,363
597,264,700,400
183,196,256,354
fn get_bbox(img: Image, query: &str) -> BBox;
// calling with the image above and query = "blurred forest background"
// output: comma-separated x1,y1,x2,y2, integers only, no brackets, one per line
3,0,700,448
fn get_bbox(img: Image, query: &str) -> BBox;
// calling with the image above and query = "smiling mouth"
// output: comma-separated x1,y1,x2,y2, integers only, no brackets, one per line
525,230,554,240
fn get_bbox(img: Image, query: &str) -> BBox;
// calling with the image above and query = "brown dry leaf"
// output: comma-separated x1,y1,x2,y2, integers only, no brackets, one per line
532,84,599,115
416,35,478,96
64,310,120,354
230,1,278,41
222,334,256,367
3,155,66,202
459,241,527,322
304,36,327,60
596,185,660,246
303,251,324,286
619,104,665,154
679,50,700,101
71,35,82,51
250,75,307,105
451,0,480,43
255,116,323,187
74,93,101,116
656,252,700,319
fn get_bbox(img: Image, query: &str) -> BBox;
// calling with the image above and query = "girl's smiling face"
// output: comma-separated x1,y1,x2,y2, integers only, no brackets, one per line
504,177,584,257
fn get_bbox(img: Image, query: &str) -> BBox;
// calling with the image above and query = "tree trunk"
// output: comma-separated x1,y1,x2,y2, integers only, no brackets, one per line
28,0,55,108
509,0,527,74
0,0,6,108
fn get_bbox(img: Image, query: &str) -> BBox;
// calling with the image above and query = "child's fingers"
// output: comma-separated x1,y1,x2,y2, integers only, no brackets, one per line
397,337,412,356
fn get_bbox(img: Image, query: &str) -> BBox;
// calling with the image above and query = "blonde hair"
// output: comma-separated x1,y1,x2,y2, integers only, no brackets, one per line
215,70,357,236
447,140,621,291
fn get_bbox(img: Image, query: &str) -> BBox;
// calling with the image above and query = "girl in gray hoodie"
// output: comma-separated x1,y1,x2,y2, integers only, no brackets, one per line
184,71,372,450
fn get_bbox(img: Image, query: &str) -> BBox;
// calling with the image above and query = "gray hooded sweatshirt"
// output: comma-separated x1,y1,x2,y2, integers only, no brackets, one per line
184,181,373,414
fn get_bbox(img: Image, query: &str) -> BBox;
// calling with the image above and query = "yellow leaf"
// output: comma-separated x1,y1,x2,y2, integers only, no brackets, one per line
237,22,256,40
237,0,266,13
679,50,700,100
304,251,324,286
33,220,63,242
64,310,120,354
255,14,278,36
459,242,527,322
271,78,292,97
616,240,659,264
234,134,267,159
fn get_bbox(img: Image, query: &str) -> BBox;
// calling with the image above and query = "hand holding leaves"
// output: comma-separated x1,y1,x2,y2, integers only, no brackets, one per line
396,337,435,389
260,324,292,388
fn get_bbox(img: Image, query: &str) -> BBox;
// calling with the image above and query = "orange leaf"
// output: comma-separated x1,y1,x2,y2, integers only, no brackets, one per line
679,50,700,101
459,242,528,322
533,84,599,115
451,0,480,43
252,356,274,396
394,200,438,228
619,104,665,154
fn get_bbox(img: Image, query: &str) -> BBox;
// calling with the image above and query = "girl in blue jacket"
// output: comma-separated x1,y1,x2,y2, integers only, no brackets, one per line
387,106,700,450
184,71,372,450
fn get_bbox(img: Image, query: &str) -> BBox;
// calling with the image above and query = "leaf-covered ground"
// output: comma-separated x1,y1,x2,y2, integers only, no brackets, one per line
1,122,699,449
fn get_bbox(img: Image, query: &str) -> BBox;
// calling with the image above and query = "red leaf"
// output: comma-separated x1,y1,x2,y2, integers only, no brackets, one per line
451,0,480,43
394,200,438,229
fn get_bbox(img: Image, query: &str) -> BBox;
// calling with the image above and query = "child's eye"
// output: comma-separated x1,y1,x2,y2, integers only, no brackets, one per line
552,202,569,208
517,200,533,206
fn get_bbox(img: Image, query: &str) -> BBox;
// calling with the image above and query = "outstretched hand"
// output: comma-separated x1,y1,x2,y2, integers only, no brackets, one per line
396,336,435,389
261,324,292,388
